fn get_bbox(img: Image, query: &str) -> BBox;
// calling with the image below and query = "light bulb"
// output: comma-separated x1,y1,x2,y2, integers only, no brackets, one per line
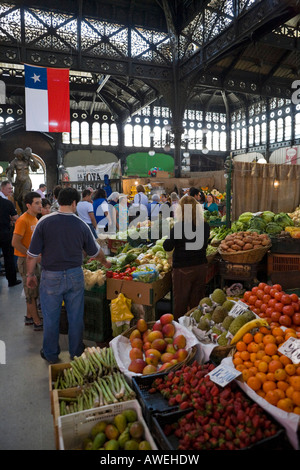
148,150,155,156
202,148,209,154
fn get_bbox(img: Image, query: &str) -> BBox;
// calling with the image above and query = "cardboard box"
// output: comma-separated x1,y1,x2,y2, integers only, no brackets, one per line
155,170,171,178
106,271,172,306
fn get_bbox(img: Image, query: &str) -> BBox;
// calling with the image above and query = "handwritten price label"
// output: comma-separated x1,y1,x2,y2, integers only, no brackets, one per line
230,300,250,318
278,337,300,364
207,363,241,387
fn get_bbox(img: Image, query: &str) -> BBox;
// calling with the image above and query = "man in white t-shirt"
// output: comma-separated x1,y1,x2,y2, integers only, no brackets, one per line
0,181,13,199
76,189,98,238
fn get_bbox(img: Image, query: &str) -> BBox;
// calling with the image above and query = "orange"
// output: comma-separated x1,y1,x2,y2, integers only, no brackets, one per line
279,355,292,366
240,350,250,361
292,390,300,406
256,372,267,384
263,334,276,345
260,326,270,335
236,364,246,372
250,352,257,363
274,388,285,400
242,369,255,382
264,342,277,356
233,357,243,366
285,331,297,340
265,390,280,405
256,350,266,360
247,376,261,391
274,368,287,381
257,389,266,398
296,366,300,376
257,361,268,373
254,332,263,344
243,332,254,344
293,406,300,415
272,326,284,337
266,372,276,382
243,361,253,369
248,366,258,376
236,341,247,352
263,380,276,393
277,398,294,412
286,386,295,399
285,364,296,376
268,360,282,373
289,376,300,391
277,380,289,392
248,342,260,353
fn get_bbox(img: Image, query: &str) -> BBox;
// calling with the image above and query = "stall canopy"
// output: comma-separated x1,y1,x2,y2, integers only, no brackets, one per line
232,161,300,220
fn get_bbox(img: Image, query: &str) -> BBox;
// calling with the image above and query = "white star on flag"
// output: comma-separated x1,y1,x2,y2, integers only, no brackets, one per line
31,73,40,83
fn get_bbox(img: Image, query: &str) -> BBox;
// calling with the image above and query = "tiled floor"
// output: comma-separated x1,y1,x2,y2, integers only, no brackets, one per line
0,272,94,450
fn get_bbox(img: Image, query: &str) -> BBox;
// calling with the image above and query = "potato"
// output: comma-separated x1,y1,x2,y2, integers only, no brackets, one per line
243,243,253,250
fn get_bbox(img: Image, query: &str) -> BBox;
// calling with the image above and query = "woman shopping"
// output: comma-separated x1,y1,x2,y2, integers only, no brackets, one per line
204,193,219,213
163,196,210,320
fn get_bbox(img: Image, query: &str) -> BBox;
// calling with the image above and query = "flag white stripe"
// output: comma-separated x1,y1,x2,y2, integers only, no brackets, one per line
25,88,49,132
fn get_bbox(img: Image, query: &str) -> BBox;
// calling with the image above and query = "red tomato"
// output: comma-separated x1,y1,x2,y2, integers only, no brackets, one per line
270,288,279,298
264,285,272,294
292,313,300,326
274,291,283,301
282,305,294,317
243,291,252,302
292,302,300,313
268,298,277,308
279,315,292,327
248,295,258,305
271,310,281,322
281,294,292,305
265,307,274,317
258,282,267,290
255,299,263,309
256,289,265,300
252,286,259,294
272,284,282,291
251,307,261,315
263,294,271,304
274,302,283,313
260,303,268,313
290,293,299,303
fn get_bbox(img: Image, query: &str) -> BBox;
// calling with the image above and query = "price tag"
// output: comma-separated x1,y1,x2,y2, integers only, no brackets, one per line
207,363,241,387
230,300,249,318
278,337,300,364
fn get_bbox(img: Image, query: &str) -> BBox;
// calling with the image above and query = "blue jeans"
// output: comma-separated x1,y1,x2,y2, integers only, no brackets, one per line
39,267,85,362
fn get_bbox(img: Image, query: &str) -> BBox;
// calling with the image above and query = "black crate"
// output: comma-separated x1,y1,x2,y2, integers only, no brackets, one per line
270,236,300,254
131,372,180,426
152,409,290,451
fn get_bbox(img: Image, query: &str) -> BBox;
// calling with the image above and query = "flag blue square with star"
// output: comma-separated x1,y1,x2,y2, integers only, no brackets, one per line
25,64,47,90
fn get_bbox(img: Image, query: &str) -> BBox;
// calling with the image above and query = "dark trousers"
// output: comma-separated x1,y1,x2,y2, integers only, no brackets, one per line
0,233,18,285
172,264,208,321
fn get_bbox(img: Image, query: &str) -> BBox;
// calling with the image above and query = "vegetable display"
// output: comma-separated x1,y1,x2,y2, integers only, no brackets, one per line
219,231,270,253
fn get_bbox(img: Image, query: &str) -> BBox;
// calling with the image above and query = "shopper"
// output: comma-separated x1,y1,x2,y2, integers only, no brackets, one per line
12,191,43,330
26,187,111,364
76,189,98,238
37,198,51,220
147,194,161,221
93,187,110,232
50,185,62,212
0,180,14,200
133,184,148,207
204,193,219,213
163,196,210,320
36,184,47,198
189,187,201,202
0,195,21,287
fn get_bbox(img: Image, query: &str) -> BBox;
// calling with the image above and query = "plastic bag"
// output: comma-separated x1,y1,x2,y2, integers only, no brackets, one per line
110,293,134,337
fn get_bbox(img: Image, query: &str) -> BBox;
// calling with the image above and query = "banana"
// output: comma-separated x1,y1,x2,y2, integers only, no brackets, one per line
230,318,270,345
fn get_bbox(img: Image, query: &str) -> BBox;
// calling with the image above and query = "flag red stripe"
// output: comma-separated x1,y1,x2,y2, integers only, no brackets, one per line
47,68,70,132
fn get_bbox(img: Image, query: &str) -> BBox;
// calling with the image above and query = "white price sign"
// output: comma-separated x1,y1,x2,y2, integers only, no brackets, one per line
230,300,250,318
207,363,241,387
278,337,300,364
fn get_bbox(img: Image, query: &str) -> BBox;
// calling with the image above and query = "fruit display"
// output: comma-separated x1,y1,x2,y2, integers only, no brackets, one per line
242,282,300,331
232,323,300,415
149,362,282,450
79,408,154,450
219,231,271,253
288,206,300,226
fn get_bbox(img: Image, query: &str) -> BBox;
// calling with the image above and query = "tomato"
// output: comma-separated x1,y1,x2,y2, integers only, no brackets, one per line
113,273,121,279
290,293,299,303
123,275,133,281
252,307,261,315
258,282,267,290
265,307,274,317
243,291,252,301
262,294,271,304
271,310,281,322
281,294,292,305
248,295,258,305
256,289,265,300
279,315,292,327
274,291,283,301
282,305,294,317
272,284,282,291
106,270,113,278
255,299,263,309
252,286,259,294
260,303,268,313
274,302,284,313
268,298,277,308
270,288,279,298
292,302,300,313
292,313,300,326
264,285,272,294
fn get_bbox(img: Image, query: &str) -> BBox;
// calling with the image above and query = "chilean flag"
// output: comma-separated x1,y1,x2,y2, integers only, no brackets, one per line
25,64,70,132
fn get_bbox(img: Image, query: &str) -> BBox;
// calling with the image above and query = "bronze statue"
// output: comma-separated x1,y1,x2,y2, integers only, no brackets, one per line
6,147,40,212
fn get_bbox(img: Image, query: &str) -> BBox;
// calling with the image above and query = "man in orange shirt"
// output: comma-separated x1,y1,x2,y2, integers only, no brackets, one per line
12,191,43,330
